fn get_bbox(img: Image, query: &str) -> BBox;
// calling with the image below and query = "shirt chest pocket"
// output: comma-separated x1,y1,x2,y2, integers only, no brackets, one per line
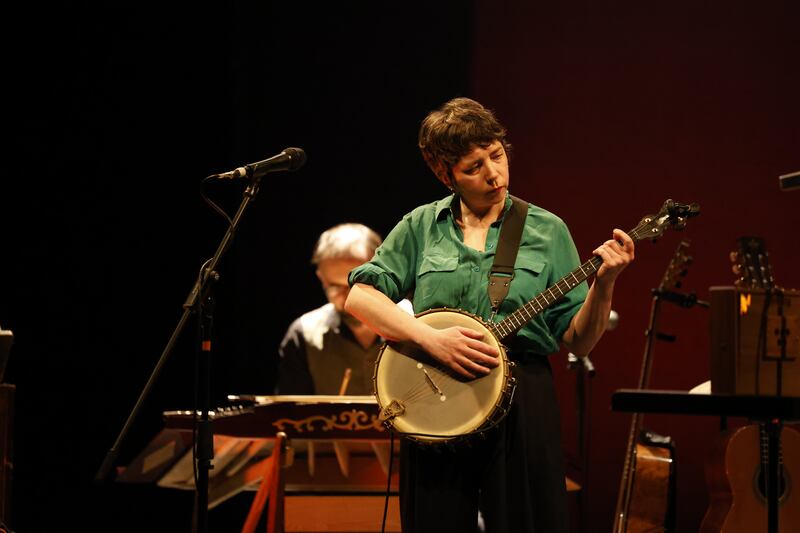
509,250,548,307
415,254,460,310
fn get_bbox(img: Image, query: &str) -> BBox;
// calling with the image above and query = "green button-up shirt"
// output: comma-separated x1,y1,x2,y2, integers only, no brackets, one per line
349,194,588,356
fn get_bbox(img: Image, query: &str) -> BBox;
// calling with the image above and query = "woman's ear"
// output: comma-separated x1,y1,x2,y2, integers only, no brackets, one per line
433,162,454,191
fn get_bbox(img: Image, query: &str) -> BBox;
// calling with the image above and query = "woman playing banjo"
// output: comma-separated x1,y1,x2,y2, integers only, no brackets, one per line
345,97,634,532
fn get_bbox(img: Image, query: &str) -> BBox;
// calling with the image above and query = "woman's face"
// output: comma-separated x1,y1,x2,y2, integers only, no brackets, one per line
450,140,509,212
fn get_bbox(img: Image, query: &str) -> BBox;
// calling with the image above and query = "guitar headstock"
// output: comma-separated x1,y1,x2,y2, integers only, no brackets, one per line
629,199,700,244
730,236,774,289
658,239,692,292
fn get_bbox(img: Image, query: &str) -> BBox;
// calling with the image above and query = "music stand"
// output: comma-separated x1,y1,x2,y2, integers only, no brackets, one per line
612,389,800,533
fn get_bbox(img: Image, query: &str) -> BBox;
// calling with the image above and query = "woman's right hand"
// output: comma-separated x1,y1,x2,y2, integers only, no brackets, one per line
345,284,500,378
420,326,500,379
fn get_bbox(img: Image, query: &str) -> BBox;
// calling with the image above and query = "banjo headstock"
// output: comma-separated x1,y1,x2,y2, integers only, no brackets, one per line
628,199,700,243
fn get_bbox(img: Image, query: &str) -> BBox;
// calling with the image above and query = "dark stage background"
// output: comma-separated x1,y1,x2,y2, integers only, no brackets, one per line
2,2,798,532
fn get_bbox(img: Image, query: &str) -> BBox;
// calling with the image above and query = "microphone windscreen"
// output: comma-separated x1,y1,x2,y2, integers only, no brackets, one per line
284,147,307,171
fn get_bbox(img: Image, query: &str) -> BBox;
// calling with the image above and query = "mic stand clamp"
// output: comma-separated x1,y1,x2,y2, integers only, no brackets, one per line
651,288,710,309
568,352,596,377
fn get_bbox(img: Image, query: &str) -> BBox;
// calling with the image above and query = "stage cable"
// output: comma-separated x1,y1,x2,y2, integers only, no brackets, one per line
381,431,396,533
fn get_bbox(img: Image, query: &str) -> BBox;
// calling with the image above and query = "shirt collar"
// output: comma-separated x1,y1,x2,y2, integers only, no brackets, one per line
434,194,457,220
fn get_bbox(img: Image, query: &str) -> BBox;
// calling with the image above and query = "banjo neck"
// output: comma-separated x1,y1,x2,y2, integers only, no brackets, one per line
492,255,603,341
491,199,700,341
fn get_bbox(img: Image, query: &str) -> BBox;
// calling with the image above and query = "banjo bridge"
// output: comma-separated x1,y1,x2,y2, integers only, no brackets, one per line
419,364,447,400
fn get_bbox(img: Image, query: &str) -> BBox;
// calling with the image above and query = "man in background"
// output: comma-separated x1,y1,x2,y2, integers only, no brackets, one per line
276,223,384,395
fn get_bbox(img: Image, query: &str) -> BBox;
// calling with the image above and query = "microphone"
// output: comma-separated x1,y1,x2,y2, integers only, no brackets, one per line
215,147,306,179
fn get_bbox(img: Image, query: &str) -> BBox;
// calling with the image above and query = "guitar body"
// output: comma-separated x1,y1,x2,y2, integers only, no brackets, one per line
623,441,675,532
373,308,516,443
700,424,800,533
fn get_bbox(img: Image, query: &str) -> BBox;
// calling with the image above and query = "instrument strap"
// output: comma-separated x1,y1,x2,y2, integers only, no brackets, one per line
488,195,528,315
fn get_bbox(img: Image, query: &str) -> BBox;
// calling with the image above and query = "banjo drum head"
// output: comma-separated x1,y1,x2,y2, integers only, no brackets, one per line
374,308,510,442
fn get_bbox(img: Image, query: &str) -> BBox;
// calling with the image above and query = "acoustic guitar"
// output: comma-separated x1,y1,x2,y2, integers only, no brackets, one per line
700,237,800,532
374,199,699,443
612,239,691,533
701,424,800,533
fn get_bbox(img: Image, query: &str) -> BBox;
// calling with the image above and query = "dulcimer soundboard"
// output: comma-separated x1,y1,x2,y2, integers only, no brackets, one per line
163,394,387,440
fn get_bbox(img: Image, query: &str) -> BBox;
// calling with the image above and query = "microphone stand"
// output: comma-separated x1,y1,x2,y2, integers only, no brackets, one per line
568,309,620,532
567,352,595,468
95,174,264,533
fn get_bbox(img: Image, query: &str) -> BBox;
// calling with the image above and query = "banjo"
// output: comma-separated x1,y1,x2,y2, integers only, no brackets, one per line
373,199,699,443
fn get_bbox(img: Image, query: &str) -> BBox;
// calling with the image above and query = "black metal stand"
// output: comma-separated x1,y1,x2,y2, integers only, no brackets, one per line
95,176,264,533
765,418,781,533
567,353,595,533
567,353,595,463
765,288,788,533
193,276,216,533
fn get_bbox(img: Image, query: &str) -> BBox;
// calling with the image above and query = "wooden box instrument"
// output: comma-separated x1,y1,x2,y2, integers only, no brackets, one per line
710,286,800,396
118,395,401,532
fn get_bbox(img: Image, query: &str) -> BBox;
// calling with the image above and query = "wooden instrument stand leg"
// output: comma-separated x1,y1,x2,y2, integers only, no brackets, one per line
0,384,14,529
241,432,287,533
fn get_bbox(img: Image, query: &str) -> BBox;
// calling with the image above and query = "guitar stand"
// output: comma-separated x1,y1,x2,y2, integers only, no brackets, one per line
612,389,800,533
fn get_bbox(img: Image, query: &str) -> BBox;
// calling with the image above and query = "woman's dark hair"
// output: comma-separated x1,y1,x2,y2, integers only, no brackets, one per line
418,97,511,183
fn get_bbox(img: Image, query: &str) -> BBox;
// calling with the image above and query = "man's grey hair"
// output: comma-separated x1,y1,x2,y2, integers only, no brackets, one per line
311,223,382,265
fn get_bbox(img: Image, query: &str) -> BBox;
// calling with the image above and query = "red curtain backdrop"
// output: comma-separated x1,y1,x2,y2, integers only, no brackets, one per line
472,2,800,531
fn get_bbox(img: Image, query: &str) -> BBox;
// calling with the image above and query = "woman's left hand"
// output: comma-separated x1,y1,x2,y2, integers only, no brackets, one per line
593,228,635,287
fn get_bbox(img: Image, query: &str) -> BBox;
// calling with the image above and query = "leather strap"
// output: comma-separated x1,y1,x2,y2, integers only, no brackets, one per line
488,195,528,313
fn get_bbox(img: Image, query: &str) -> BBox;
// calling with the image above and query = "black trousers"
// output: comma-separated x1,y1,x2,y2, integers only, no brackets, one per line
399,355,569,533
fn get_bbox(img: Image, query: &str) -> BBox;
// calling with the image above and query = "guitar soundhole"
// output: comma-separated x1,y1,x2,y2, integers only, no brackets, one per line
753,465,791,505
